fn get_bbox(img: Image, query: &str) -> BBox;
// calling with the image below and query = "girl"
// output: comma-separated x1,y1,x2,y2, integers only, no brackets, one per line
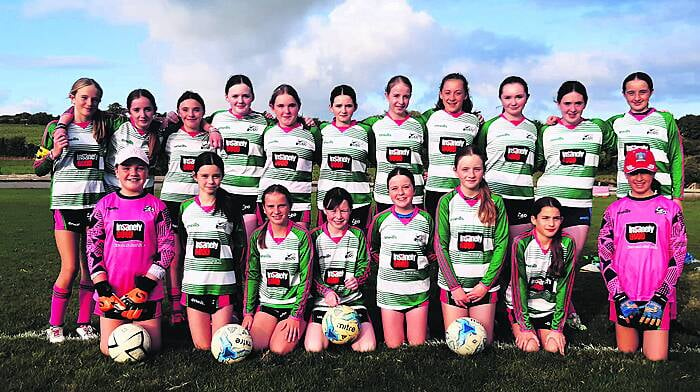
258,85,320,229
423,73,480,217
242,185,313,355
179,152,246,350
368,167,435,348
87,146,175,355
210,75,270,238
477,76,538,240
506,197,576,355
364,75,427,212
599,149,686,361
34,77,112,343
608,72,684,206
159,91,215,325
306,187,376,352
316,85,374,229
434,146,508,344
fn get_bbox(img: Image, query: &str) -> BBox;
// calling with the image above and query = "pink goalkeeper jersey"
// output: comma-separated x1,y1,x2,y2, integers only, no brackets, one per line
86,192,176,300
598,194,686,304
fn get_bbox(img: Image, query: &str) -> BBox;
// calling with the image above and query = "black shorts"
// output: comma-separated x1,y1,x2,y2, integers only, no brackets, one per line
183,293,235,314
506,307,553,330
317,204,372,230
311,308,370,324
164,201,181,229
53,208,93,233
503,198,533,226
424,190,448,219
560,206,592,228
259,305,294,320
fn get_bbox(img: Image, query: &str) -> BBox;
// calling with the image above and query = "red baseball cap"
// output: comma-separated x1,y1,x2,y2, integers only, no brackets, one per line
624,148,656,174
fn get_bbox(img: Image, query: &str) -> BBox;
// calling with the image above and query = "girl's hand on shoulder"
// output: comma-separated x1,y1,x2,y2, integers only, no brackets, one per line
545,115,560,126
242,314,254,330
280,318,301,342
303,116,316,127
450,287,469,307
208,127,222,149
344,277,359,291
165,111,180,127
324,291,340,307
465,282,488,303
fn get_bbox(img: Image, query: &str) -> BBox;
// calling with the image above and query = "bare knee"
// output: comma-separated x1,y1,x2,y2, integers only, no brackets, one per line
305,339,324,353
522,340,540,353
270,343,294,356
352,340,376,352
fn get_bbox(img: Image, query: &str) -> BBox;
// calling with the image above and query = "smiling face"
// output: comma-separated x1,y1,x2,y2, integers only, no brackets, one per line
330,94,356,126
531,206,563,240
626,170,654,197
454,153,484,195
439,78,466,114
193,164,222,197
129,96,155,130
558,91,586,126
271,93,300,127
116,159,148,195
324,199,351,232
388,174,415,211
226,83,254,117
263,191,291,226
385,82,411,118
178,98,204,132
500,82,528,119
624,78,653,113
70,84,101,122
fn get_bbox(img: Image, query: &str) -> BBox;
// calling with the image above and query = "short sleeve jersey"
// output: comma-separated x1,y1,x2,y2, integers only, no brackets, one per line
535,119,615,208
423,109,480,193
608,109,684,199
104,118,155,192
211,110,268,196
159,129,212,203
478,115,538,200
317,121,373,209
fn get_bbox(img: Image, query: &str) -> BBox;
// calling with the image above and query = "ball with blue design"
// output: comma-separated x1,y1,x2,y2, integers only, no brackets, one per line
445,317,487,355
322,305,360,344
211,324,253,364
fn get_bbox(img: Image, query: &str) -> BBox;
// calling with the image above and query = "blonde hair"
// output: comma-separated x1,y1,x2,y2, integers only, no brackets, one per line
69,78,107,144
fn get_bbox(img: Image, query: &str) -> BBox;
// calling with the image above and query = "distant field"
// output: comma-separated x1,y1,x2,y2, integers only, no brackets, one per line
0,123,45,145
0,158,34,175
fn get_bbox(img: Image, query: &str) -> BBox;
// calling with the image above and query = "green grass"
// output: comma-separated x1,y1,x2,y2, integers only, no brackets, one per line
1,189,698,391
0,123,45,145
0,158,35,175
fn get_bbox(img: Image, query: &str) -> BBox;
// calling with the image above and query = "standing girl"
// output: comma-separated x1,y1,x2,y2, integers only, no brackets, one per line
423,73,480,217
434,146,508,344
179,152,246,350
258,85,320,228
306,187,376,352
242,185,313,355
316,85,374,229
599,149,686,361
364,75,427,212
477,76,538,239
159,91,215,325
35,77,111,342
210,75,270,237
608,72,684,205
87,146,176,355
368,167,435,348
505,197,576,355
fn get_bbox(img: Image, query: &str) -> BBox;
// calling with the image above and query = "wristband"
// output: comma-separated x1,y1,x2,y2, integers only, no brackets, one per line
135,275,157,293
95,281,113,297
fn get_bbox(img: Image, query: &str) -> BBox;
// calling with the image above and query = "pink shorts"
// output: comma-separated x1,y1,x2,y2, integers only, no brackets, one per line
608,301,672,331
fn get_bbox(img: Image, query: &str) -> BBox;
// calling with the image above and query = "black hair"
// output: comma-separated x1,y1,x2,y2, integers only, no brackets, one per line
622,72,653,92
126,88,159,157
387,167,415,188
177,90,206,113
258,184,293,250
330,84,358,107
126,89,157,112
531,197,565,278
435,72,473,113
193,152,236,223
556,81,588,104
269,84,301,107
499,76,530,98
225,74,255,98
385,75,412,94
323,187,354,211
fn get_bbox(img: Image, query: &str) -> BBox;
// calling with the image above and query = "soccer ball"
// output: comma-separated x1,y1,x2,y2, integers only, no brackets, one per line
322,305,360,344
108,324,151,363
445,317,487,356
211,324,253,364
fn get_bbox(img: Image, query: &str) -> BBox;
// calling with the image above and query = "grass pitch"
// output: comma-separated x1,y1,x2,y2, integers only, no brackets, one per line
0,190,698,391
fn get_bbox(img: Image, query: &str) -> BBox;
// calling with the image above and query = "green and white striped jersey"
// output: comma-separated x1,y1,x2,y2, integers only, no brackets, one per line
478,115,538,200
244,223,313,319
368,208,434,310
40,121,106,209
159,129,212,203
535,119,616,208
210,110,268,196
424,109,480,193
180,198,241,295
258,123,320,211
311,225,369,308
505,231,576,332
104,118,154,193
317,121,374,209
434,189,509,292
364,114,427,205
608,110,684,199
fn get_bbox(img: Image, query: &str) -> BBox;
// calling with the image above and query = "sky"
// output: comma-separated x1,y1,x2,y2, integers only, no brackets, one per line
1,0,699,121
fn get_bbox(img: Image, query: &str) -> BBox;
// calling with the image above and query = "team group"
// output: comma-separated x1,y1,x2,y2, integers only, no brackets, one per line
33,71,686,361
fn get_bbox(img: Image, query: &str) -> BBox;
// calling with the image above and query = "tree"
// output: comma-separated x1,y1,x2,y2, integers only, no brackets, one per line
106,102,127,116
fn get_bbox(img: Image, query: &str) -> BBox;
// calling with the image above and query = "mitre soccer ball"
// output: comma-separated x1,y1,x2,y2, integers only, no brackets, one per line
322,305,360,344
211,324,253,364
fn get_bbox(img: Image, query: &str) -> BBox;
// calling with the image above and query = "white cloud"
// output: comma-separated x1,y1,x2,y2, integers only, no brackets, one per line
0,98,50,115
